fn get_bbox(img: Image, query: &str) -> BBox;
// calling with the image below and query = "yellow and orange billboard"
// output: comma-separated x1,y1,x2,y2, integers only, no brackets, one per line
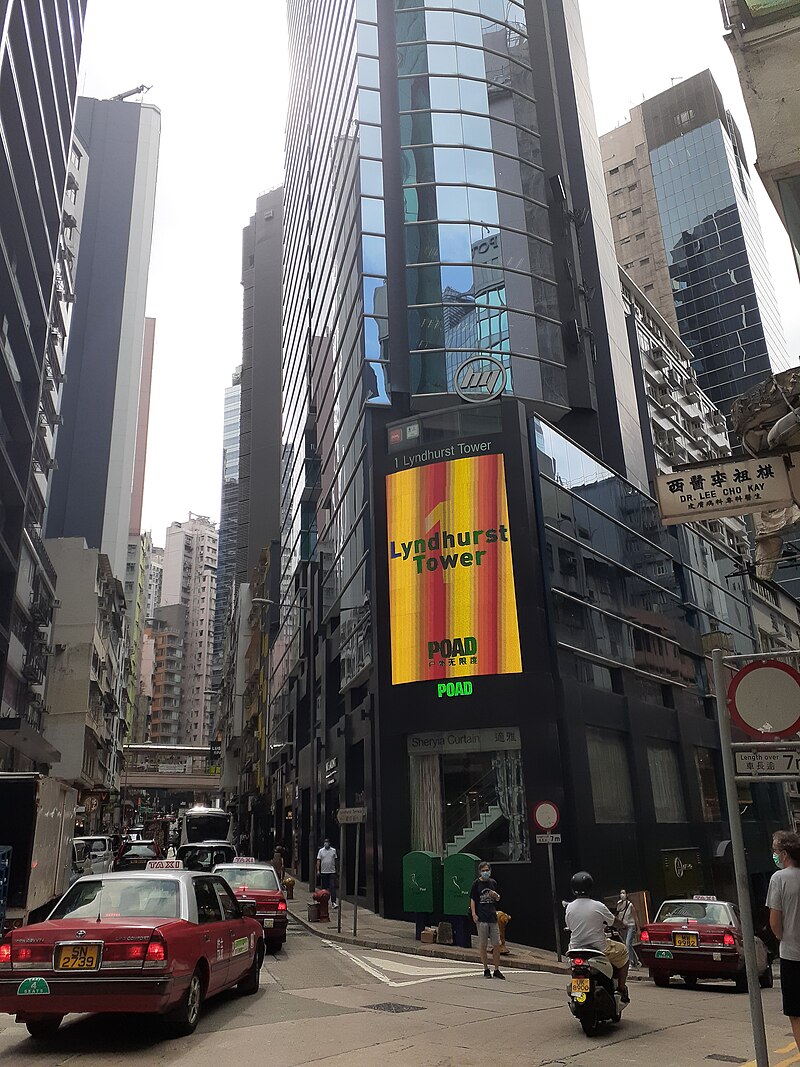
386,451,522,685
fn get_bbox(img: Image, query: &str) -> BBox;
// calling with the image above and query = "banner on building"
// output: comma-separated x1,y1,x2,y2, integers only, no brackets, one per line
386,451,522,685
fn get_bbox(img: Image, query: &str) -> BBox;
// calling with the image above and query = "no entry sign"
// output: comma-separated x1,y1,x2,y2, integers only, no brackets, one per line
532,801,560,832
727,660,800,739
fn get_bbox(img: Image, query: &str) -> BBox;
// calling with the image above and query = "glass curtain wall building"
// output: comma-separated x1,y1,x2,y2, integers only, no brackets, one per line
214,367,242,674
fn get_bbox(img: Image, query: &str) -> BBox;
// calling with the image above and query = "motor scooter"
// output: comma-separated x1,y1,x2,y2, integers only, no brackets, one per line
566,944,628,1037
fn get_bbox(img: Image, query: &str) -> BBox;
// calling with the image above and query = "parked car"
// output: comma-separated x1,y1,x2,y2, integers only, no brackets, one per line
0,869,264,1038
639,897,772,990
74,836,115,875
213,862,288,952
69,841,92,886
177,842,236,873
113,840,161,872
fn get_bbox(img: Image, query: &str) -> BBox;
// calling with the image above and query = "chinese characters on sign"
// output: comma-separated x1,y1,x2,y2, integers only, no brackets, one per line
655,457,792,526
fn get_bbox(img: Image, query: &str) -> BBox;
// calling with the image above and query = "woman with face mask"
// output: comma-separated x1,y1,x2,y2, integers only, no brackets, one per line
615,889,640,968
767,830,800,1052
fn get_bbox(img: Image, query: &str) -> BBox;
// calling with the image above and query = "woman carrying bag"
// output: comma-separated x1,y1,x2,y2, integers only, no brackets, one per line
615,889,640,968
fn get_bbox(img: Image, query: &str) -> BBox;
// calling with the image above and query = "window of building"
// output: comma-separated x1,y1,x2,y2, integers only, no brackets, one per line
644,284,654,293
695,748,721,821
617,212,627,220
624,160,635,169
612,188,622,197
628,183,638,191
624,262,634,269
639,257,650,265
586,727,635,823
621,236,631,245
635,231,645,241
675,108,695,129
609,166,619,175
632,207,642,215
647,741,687,822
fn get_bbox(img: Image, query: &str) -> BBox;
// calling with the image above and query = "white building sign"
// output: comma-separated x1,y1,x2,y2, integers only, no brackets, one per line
656,457,792,525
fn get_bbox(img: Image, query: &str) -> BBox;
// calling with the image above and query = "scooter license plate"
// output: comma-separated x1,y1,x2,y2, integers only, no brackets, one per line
571,978,590,994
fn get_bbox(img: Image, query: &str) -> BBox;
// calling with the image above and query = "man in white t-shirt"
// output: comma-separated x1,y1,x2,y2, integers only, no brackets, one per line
768,830,800,1051
565,871,629,1000
316,838,338,907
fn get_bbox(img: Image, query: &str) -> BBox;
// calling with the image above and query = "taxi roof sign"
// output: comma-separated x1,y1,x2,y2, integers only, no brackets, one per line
236,856,256,863
146,859,183,870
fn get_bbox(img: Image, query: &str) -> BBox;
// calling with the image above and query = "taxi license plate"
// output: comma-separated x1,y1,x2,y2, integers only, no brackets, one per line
673,933,698,949
571,978,590,994
263,919,274,928
55,943,102,970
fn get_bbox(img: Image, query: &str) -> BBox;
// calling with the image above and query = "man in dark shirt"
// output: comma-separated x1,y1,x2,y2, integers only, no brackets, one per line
470,861,504,979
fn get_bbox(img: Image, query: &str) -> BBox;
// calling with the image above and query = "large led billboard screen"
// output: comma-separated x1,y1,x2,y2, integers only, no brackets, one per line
386,450,522,685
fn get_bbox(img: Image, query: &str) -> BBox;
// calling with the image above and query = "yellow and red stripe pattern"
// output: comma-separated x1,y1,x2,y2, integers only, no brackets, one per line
386,452,522,685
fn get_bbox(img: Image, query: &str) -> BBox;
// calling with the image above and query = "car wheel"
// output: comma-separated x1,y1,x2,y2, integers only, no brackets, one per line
759,965,774,989
168,966,204,1035
735,972,748,993
652,974,670,988
683,976,698,989
238,943,264,995
265,939,283,955
25,1017,63,1039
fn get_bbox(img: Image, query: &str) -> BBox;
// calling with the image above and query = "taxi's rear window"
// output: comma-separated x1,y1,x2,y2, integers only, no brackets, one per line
178,846,235,871
51,878,180,919
218,867,280,891
655,901,732,925
121,842,158,858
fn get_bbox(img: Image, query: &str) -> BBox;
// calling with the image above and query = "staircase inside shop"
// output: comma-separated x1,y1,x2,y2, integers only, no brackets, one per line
444,769,506,856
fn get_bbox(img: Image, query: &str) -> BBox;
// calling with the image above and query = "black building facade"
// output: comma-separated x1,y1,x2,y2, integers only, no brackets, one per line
270,0,783,947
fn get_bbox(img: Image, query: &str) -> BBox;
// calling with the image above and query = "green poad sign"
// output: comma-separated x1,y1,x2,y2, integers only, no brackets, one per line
17,977,50,995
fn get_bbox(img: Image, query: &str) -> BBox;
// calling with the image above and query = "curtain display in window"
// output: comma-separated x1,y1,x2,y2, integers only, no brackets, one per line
586,726,635,823
647,740,687,822
410,754,444,854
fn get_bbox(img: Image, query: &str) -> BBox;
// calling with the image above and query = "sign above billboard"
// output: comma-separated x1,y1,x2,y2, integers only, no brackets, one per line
655,456,792,525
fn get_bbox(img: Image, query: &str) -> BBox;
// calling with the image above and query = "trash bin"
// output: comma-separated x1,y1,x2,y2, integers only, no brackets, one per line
402,851,443,915
307,902,320,923
443,852,479,948
313,888,331,922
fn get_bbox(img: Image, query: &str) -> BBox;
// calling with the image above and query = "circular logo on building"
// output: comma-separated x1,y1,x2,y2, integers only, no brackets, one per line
454,356,507,404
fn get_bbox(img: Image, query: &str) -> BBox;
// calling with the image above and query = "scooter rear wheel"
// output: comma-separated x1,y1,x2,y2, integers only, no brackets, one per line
580,1011,599,1037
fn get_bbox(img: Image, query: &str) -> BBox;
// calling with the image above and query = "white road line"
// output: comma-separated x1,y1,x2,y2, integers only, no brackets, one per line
362,955,477,977
321,940,532,987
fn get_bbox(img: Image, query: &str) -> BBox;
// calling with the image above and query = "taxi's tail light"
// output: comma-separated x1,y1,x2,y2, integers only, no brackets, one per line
0,940,11,969
277,901,287,912
639,929,650,943
723,932,736,947
144,933,167,967
105,942,148,962
12,944,51,964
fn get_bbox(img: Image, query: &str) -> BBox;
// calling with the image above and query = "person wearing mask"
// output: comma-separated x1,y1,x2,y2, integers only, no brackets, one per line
615,889,639,968
768,830,800,1052
470,861,504,979
566,871,629,1001
316,838,338,908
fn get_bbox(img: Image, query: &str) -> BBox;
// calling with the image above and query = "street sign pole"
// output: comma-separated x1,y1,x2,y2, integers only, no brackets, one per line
353,822,361,938
547,842,561,963
337,831,344,935
712,648,770,1067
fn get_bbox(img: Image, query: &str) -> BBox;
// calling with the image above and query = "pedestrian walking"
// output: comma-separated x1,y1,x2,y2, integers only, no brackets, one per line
768,830,800,1052
615,889,640,967
271,844,285,884
316,838,338,907
470,861,504,979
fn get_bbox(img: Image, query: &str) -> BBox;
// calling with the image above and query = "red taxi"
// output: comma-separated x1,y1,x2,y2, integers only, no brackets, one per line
214,861,288,952
639,897,771,991
0,865,264,1039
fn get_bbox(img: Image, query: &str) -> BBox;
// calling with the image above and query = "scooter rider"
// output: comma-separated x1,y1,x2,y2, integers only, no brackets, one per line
565,871,630,1002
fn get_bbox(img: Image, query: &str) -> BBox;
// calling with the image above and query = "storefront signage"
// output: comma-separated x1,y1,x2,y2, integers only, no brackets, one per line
437,680,473,698
662,847,705,896
407,727,521,754
656,457,791,525
454,356,506,404
387,451,522,685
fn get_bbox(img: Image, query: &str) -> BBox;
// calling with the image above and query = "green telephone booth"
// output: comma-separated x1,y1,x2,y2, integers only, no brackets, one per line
443,852,479,916
402,851,443,914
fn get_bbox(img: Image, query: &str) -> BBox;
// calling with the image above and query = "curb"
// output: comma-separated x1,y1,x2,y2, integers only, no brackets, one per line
287,905,569,975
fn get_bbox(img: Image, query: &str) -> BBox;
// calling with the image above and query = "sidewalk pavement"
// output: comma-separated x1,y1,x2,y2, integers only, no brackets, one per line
285,881,569,975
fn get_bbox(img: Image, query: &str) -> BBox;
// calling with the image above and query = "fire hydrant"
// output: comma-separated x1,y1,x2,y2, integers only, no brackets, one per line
313,888,331,923
283,875,295,900
497,911,511,954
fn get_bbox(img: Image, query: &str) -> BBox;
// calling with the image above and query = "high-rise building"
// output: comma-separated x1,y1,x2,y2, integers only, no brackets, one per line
237,188,283,585
0,2,88,771
215,367,242,673
721,0,800,277
147,604,186,748
162,515,218,745
46,96,161,581
600,70,789,411
271,0,787,945
146,545,164,622
130,317,156,539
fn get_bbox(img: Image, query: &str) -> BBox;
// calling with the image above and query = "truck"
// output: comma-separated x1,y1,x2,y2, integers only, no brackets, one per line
179,805,233,846
0,773,77,933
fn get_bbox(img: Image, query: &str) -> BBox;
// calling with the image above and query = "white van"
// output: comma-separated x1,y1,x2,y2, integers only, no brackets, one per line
74,835,115,874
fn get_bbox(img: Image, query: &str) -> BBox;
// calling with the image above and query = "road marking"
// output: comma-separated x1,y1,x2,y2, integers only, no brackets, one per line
742,1044,800,1067
362,954,479,977
321,940,516,987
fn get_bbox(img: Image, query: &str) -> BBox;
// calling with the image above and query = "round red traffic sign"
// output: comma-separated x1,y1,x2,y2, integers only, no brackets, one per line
727,660,800,739
532,801,560,832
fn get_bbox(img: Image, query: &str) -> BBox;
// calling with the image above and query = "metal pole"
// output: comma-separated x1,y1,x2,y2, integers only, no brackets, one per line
547,843,562,962
353,822,361,938
712,648,770,1067
337,827,343,934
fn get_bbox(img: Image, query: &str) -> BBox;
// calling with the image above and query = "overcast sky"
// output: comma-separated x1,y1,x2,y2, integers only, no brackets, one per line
78,0,800,545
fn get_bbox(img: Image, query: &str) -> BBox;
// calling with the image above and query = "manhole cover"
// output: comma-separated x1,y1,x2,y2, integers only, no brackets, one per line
705,1057,747,1064
366,1002,425,1014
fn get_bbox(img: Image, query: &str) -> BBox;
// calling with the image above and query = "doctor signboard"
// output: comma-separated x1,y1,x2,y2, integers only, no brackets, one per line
655,456,792,525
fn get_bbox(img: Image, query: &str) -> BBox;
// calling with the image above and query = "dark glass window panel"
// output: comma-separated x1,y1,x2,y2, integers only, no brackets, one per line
395,8,425,43
400,110,432,149
398,42,428,76
402,145,435,185
406,265,443,310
